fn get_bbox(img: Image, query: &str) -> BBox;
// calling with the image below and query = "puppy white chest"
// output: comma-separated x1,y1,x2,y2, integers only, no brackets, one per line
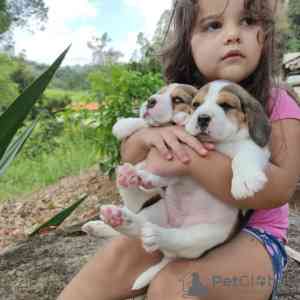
164,177,237,227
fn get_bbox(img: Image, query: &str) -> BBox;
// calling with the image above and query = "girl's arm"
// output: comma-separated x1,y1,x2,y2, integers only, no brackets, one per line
142,119,300,210
120,125,213,165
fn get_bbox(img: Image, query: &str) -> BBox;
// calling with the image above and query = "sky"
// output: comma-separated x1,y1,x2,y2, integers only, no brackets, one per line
13,0,173,66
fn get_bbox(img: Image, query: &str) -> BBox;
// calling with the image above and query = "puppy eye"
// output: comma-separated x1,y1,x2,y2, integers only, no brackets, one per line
173,97,184,104
192,102,200,108
219,103,234,111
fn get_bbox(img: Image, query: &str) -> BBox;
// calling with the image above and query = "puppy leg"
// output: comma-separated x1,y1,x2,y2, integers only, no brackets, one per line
100,205,147,237
81,220,120,238
231,144,270,199
117,163,161,213
141,222,234,258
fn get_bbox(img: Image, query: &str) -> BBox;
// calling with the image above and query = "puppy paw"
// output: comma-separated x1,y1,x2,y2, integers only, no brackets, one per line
136,169,164,189
100,205,132,228
116,163,141,188
81,220,119,238
141,223,162,253
231,170,268,199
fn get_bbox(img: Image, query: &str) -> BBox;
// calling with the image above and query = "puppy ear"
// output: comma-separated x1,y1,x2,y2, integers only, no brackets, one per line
224,84,271,147
180,84,198,101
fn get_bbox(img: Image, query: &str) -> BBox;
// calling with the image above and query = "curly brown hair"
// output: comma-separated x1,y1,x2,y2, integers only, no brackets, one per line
160,0,281,116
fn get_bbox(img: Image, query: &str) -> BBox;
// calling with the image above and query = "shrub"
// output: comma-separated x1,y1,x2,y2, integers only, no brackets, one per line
88,64,164,175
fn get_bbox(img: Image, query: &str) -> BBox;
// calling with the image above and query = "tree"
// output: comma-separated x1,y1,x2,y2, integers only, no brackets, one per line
0,53,18,110
286,0,300,51
87,33,123,66
0,0,48,41
0,0,10,34
152,9,172,50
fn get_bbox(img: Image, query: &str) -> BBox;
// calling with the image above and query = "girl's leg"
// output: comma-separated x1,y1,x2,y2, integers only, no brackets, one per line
147,230,274,300
57,236,162,300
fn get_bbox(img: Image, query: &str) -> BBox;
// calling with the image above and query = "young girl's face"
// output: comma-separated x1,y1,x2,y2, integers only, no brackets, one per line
191,0,265,83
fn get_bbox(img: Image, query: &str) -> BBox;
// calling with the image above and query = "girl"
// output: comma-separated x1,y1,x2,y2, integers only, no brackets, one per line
58,0,300,299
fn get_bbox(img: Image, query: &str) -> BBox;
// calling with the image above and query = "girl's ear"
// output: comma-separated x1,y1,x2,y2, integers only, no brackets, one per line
225,84,272,147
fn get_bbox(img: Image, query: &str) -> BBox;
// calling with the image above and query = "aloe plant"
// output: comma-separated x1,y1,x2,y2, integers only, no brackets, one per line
0,46,88,237
0,45,70,172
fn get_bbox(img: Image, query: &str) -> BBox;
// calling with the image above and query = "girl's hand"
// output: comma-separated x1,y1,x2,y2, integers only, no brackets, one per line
135,125,214,163
144,147,190,177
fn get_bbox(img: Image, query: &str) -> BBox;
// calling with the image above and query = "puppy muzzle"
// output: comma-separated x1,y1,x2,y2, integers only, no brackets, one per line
197,114,211,130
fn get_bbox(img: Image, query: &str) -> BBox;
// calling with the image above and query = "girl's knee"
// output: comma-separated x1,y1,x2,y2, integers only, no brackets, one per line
146,262,190,300
107,236,162,262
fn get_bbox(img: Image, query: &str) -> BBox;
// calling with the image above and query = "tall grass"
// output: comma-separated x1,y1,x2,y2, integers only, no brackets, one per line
44,88,92,103
0,128,101,202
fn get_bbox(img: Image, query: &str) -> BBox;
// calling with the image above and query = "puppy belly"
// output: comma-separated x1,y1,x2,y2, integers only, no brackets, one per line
164,180,237,227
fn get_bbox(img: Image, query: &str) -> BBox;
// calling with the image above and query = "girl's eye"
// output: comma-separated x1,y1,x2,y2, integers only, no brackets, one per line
173,97,184,104
241,16,257,26
205,21,222,32
219,103,234,112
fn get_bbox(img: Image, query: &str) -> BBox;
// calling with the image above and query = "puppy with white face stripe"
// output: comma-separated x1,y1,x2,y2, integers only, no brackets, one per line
82,83,198,239
186,80,271,199
84,80,272,292
112,83,196,141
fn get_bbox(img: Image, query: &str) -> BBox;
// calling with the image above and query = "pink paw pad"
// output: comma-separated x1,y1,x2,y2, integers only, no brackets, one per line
100,206,124,227
116,164,141,188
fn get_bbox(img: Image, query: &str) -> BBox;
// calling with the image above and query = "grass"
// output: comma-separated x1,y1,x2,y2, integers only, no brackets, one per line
44,88,92,103
0,128,102,202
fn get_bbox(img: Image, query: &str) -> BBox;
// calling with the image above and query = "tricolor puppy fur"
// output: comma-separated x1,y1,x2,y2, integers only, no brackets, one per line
86,80,271,292
82,83,197,237
112,83,197,140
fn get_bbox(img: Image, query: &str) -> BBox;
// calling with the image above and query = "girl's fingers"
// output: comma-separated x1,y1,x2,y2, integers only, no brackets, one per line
162,133,190,163
175,131,208,156
203,143,215,150
151,138,173,160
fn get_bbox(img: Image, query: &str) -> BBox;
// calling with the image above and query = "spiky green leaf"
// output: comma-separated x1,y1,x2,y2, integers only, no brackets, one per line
0,45,71,159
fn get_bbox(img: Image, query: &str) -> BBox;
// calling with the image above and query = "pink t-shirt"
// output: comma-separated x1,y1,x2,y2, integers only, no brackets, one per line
247,88,300,243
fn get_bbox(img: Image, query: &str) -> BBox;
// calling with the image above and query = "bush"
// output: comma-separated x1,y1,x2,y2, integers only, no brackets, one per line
0,53,18,110
88,64,164,175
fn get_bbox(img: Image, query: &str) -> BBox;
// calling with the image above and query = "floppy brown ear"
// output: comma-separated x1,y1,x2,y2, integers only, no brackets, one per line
224,84,271,147
180,84,199,101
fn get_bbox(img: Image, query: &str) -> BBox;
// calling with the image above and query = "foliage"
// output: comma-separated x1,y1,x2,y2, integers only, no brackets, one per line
129,32,162,74
0,117,102,200
88,33,123,65
88,64,163,175
286,0,300,51
0,53,18,110
22,114,64,159
49,65,93,90
10,52,35,93
0,46,69,179
0,0,10,34
0,0,48,35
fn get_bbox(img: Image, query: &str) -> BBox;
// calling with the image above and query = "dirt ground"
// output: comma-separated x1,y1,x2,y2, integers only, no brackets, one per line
0,166,299,299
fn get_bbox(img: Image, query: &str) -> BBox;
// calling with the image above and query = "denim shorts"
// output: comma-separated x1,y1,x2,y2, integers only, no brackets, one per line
242,226,288,300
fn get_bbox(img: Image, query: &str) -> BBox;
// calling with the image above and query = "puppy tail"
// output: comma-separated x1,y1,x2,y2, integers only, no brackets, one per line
132,257,173,290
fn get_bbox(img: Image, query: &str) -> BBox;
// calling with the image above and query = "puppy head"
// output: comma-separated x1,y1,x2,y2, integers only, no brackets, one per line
139,83,197,126
185,80,271,146
222,83,271,147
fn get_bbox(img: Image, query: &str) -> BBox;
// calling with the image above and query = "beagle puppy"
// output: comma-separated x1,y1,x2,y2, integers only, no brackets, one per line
185,80,271,199
82,83,197,237
112,83,197,140
84,80,271,293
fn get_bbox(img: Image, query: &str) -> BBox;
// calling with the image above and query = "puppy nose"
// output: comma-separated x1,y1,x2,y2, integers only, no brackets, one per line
146,97,157,109
197,114,211,129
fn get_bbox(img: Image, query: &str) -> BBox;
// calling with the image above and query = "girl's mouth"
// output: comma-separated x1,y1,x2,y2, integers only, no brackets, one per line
222,50,244,60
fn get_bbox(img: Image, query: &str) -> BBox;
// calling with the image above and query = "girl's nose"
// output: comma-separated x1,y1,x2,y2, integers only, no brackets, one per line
224,24,241,45
225,35,241,45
